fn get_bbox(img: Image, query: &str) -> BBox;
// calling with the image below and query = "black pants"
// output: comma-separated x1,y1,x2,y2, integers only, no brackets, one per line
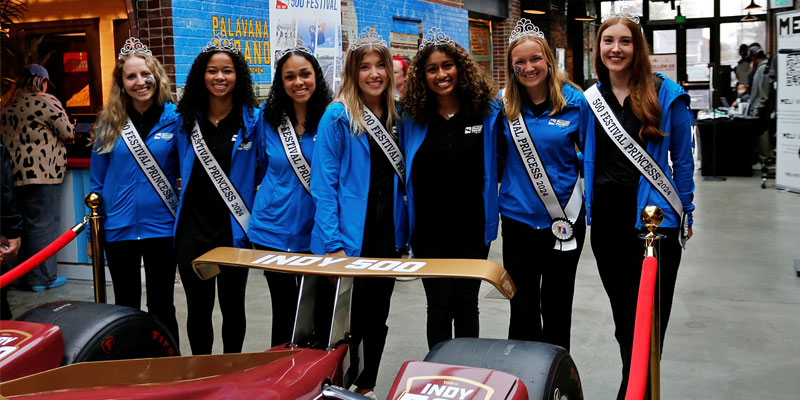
591,185,682,400
176,235,249,355
104,237,179,345
413,239,489,350
349,239,398,389
254,243,301,347
501,216,585,351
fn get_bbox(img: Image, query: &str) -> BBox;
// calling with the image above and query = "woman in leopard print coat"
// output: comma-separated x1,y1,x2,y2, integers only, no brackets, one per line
0,65,74,290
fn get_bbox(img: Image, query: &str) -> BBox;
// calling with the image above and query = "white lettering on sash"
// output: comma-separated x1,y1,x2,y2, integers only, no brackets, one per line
120,120,179,217
191,121,250,232
363,108,405,184
278,115,312,193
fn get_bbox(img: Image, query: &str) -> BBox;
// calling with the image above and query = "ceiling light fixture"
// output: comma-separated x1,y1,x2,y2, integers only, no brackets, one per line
744,0,762,11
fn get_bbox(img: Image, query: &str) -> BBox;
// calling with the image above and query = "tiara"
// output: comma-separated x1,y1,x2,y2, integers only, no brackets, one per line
276,36,313,62
203,32,240,54
118,37,152,59
349,26,387,52
419,27,456,51
508,18,545,44
601,4,641,25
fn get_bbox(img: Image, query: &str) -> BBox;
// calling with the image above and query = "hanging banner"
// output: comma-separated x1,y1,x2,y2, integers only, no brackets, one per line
776,10,800,192
270,0,343,92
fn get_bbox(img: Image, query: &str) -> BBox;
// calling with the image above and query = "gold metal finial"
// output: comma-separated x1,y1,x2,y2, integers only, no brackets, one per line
641,205,663,238
85,192,102,214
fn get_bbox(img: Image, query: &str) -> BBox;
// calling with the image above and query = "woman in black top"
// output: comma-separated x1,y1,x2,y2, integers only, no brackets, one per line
174,37,260,355
399,27,501,350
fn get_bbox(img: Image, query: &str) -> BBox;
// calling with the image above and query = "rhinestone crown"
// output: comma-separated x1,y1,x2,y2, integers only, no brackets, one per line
509,18,545,44
601,4,641,25
419,27,456,51
118,37,152,59
349,26,387,52
203,32,240,54
276,36,313,62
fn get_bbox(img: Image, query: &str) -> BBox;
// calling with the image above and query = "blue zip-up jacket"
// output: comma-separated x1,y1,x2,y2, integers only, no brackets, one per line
310,102,408,256
249,109,316,252
399,99,502,245
583,73,695,228
90,102,180,242
174,105,262,249
499,84,587,229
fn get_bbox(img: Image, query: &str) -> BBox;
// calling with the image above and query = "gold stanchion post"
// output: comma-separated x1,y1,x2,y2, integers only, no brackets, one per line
85,192,107,303
640,205,663,400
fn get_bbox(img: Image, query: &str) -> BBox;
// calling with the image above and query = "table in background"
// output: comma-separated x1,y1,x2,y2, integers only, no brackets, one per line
696,116,760,177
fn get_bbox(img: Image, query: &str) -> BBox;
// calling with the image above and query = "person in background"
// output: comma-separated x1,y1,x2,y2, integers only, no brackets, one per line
731,82,749,112
250,41,332,347
399,27,500,350
0,64,74,292
90,38,180,342
392,55,408,100
498,18,587,351
748,44,773,163
310,28,406,399
175,36,260,355
583,8,695,399
734,44,750,87
1,141,23,319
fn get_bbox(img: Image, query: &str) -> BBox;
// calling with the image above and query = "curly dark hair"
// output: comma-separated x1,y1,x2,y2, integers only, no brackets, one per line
178,50,258,133
263,51,332,133
402,43,496,124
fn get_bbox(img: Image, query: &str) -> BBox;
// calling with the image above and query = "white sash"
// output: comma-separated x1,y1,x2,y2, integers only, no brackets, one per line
584,84,687,247
190,121,251,232
507,113,582,251
120,119,179,217
363,107,405,184
278,115,312,193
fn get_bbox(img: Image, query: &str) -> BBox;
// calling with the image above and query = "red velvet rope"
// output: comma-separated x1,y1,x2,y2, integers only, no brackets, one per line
0,229,78,289
625,255,658,400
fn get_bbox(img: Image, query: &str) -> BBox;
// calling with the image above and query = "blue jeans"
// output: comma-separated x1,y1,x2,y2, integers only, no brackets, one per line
11,184,62,286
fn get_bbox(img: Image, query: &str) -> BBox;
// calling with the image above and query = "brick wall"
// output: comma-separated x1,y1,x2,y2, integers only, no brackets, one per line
137,0,176,91
491,0,520,88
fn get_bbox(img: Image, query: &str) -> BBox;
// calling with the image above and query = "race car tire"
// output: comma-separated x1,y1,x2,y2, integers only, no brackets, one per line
424,338,583,400
16,301,179,365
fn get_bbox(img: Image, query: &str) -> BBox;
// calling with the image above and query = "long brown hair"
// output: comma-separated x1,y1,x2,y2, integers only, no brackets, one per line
93,54,175,153
335,44,397,135
503,36,580,121
594,17,664,141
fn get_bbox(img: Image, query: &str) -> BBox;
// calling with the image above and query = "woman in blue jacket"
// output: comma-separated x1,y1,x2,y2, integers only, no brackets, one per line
175,37,260,355
91,39,180,342
399,27,500,350
310,28,406,399
585,11,695,399
499,19,587,351
250,44,332,347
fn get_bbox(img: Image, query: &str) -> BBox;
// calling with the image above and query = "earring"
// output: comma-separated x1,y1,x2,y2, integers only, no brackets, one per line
547,66,552,76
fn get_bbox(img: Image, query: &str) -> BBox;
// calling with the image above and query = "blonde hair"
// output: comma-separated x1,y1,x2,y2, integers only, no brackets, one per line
92,54,175,153
334,45,398,135
503,36,579,121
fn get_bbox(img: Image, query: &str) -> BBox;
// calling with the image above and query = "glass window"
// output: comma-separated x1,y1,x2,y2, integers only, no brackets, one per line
600,1,643,19
686,27,710,82
721,0,767,17
719,21,766,66
653,30,676,54
650,0,713,21
687,89,710,110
